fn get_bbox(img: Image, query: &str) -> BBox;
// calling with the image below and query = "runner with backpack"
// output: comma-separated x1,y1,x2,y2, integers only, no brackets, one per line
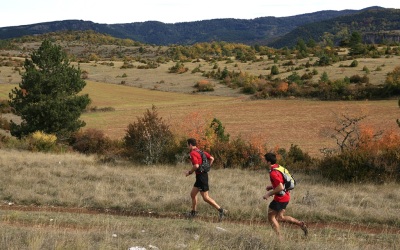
263,152,308,239
185,138,227,221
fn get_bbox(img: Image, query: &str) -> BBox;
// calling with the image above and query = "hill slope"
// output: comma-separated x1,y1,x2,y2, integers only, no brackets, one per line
270,8,400,48
0,8,375,46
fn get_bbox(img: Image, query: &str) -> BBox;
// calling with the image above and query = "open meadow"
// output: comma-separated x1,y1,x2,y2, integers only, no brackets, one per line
1,43,400,156
1,81,399,157
1,41,400,249
1,149,399,249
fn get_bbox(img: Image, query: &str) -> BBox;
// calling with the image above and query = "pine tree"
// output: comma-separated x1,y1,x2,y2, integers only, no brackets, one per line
9,40,91,140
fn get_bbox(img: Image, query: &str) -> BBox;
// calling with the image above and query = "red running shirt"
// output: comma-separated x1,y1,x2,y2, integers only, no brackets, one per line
189,149,211,173
270,164,290,202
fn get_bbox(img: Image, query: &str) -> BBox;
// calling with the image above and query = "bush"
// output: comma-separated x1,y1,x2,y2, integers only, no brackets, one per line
318,127,400,183
168,62,188,74
317,148,400,183
124,105,176,165
350,60,358,67
0,99,12,113
71,128,114,155
281,144,315,173
348,74,369,85
242,85,257,94
211,137,263,169
270,65,279,75
0,116,10,131
28,131,58,152
194,80,214,92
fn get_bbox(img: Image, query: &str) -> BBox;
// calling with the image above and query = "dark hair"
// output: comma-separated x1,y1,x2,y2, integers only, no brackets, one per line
187,138,197,146
264,152,277,164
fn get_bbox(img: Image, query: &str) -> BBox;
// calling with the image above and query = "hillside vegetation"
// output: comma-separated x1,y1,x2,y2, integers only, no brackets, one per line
0,32,399,172
1,30,400,100
0,29,399,249
0,8,364,46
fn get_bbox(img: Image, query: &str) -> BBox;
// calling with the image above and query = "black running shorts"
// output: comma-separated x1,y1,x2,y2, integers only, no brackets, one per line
194,172,209,192
269,200,289,211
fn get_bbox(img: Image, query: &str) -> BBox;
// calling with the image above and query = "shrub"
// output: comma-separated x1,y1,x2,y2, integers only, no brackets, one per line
284,144,314,172
124,105,176,165
211,137,263,169
349,74,363,83
242,85,257,94
0,116,10,131
168,62,188,74
0,99,12,113
210,118,230,142
350,60,358,67
28,131,57,152
81,70,89,79
301,72,313,80
318,128,400,183
194,80,214,92
191,65,202,73
270,65,279,75
70,128,113,155
318,148,399,183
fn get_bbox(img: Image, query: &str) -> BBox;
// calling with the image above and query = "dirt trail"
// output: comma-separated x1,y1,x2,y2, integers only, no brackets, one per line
1,204,399,235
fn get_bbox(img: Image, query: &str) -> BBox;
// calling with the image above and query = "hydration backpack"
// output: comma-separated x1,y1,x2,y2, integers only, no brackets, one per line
273,165,296,195
197,150,211,173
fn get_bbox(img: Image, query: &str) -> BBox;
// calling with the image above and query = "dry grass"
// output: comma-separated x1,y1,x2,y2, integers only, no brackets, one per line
1,80,399,157
2,48,400,158
1,39,400,250
2,149,400,225
1,149,399,249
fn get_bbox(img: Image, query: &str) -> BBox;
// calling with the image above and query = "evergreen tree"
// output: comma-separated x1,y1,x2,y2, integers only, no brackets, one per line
270,65,279,75
320,72,329,83
9,40,91,140
210,118,230,142
348,31,366,56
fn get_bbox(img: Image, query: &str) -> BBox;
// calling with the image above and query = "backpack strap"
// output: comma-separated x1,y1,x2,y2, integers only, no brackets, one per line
195,149,205,173
270,166,288,195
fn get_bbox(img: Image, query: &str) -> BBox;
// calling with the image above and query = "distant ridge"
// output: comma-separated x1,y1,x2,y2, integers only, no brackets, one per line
1,6,398,48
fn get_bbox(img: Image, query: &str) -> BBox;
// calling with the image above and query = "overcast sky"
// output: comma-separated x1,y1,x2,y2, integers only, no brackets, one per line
1,0,400,28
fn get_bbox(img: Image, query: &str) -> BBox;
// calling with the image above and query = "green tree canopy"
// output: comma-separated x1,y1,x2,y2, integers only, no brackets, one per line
9,39,91,140
348,31,366,56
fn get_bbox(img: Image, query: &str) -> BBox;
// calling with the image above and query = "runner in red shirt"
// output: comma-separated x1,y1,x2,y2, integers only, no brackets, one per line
185,138,227,221
263,152,308,239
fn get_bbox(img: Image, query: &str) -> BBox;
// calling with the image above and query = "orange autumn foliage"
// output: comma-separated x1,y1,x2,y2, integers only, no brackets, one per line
277,82,289,92
358,125,400,152
173,111,215,151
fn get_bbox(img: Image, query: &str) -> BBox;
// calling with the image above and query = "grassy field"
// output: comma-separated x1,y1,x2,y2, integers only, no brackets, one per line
2,43,400,157
1,80,399,157
1,149,399,249
1,42,400,249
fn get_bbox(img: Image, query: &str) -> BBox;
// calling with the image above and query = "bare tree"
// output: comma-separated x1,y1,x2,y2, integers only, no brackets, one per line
320,112,383,155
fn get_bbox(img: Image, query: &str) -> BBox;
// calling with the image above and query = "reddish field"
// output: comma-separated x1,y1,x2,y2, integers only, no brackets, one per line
1,78,399,158
1,80,398,157
77,81,399,157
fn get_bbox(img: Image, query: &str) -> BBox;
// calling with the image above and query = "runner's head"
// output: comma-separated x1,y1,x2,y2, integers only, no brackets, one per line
264,152,277,164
